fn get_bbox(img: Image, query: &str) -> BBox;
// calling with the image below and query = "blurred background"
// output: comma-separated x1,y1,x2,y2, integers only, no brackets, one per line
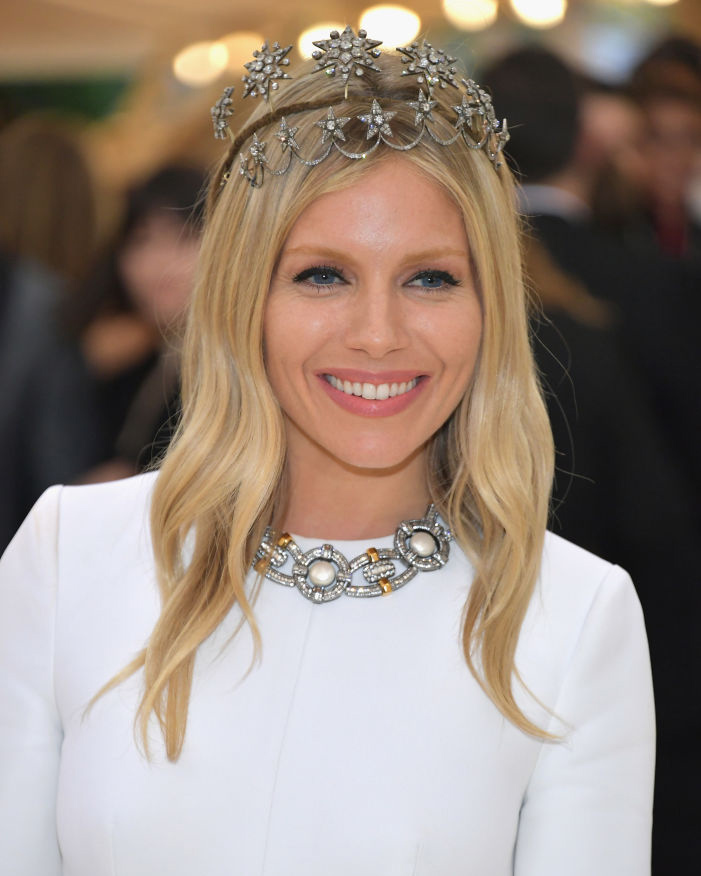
1,1,700,872
2,1,699,187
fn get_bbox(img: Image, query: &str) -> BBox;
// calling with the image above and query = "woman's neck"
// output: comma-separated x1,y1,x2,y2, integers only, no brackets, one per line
279,444,431,541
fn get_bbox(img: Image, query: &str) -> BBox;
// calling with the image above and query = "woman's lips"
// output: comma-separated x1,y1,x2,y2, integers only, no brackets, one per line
316,371,428,417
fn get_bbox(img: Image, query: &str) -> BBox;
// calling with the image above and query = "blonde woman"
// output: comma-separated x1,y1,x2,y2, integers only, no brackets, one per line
0,34,654,876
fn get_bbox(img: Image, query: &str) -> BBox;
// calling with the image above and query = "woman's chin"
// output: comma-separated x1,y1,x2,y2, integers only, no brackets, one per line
323,439,426,476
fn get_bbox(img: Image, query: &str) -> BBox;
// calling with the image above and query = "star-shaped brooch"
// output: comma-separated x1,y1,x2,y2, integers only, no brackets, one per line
211,86,235,140
452,94,481,131
248,134,268,166
315,108,351,144
242,42,292,100
275,117,300,153
358,100,396,140
311,27,382,86
453,79,501,133
407,89,437,127
398,41,459,90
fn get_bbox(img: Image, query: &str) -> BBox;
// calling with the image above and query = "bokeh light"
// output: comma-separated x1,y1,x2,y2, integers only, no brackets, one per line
359,5,422,47
220,32,265,70
510,0,568,29
442,0,499,32
173,41,228,86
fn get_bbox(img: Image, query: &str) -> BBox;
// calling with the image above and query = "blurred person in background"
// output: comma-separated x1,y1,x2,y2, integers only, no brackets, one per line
76,165,204,483
582,82,652,236
0,114,99,286
628,37,701,263
484,46,701,872
483,45,701,501
0,115,103,551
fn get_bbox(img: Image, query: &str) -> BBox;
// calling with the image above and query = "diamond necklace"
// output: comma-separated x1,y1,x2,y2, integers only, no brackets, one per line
253,505,451,604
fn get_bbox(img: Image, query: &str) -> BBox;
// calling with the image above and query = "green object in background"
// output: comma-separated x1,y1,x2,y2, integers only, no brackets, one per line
0,77,130,124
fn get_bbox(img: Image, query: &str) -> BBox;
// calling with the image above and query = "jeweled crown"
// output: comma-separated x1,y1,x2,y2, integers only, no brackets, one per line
210,27,509,189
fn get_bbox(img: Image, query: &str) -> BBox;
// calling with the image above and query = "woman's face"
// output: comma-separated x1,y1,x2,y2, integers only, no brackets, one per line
118,211,200,332
264,159,482,474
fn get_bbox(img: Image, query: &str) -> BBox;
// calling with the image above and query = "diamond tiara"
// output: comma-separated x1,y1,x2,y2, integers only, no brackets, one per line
210,27,510,189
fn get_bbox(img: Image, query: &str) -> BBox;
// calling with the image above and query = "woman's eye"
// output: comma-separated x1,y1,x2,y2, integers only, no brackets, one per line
293,266,345,287
407,270,460,290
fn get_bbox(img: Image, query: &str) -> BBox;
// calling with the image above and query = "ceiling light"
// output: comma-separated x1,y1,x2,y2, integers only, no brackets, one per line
220,32,266,70
510,0,567,29
359,5,422,47
173,41,228,87
442,0,498,32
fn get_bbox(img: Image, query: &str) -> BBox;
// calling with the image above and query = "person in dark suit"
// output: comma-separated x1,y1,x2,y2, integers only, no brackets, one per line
0,253,103,551
628,37,701,264
0,117,104,551
483,49,701,504
484,46,701,873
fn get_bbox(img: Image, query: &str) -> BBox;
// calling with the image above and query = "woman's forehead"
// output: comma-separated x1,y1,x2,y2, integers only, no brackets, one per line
279,160,468,257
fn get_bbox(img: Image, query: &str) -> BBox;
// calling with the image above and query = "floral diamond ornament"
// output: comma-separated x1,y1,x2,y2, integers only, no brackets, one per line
397,41,459,90
242,41,292,100
211,86,235,140
454,79,510,168
455,79,494,129
311,27,382,88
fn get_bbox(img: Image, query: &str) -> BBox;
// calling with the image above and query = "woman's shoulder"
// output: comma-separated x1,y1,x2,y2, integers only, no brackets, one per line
541,530,624,587
514,532,649,733
10,471,159,564
57,471,158,556
58,470,158,518
537,530,638,621
522,531,643,671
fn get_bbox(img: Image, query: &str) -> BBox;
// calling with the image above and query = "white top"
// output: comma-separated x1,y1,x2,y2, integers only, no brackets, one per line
0,473,655,876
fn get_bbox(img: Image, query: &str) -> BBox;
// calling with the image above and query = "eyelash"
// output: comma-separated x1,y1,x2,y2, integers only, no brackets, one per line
292,266,460,291
408,270,460,290
292,265,345,289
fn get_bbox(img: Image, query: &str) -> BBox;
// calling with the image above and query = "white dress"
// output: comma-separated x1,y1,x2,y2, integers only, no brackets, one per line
0,473,655,875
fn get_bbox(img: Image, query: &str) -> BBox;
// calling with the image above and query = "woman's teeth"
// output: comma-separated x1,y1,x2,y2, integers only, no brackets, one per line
324,375,418,400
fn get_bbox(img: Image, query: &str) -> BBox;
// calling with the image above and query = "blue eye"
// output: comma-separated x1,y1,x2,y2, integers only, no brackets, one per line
293,266,345,287
407,270,459,289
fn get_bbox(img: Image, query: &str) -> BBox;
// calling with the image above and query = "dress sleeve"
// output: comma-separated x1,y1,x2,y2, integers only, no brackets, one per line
514,567,655,876
0,486,63,875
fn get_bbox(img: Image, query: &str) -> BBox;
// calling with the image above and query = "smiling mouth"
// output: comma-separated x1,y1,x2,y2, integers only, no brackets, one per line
323,374,421,400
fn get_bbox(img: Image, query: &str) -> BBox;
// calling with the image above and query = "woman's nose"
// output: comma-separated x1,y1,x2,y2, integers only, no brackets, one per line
342,285,410,359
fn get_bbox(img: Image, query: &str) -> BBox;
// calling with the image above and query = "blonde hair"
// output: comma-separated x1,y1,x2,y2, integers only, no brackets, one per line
97,54,554,759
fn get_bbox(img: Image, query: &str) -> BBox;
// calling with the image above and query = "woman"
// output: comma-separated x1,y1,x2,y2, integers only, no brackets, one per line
76,166,204,481
0,32,654,875
0,116,103,550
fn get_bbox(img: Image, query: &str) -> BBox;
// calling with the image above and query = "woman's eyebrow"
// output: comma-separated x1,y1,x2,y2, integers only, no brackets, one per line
398,248,469,262
281,245,468,261
281,245,348,259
